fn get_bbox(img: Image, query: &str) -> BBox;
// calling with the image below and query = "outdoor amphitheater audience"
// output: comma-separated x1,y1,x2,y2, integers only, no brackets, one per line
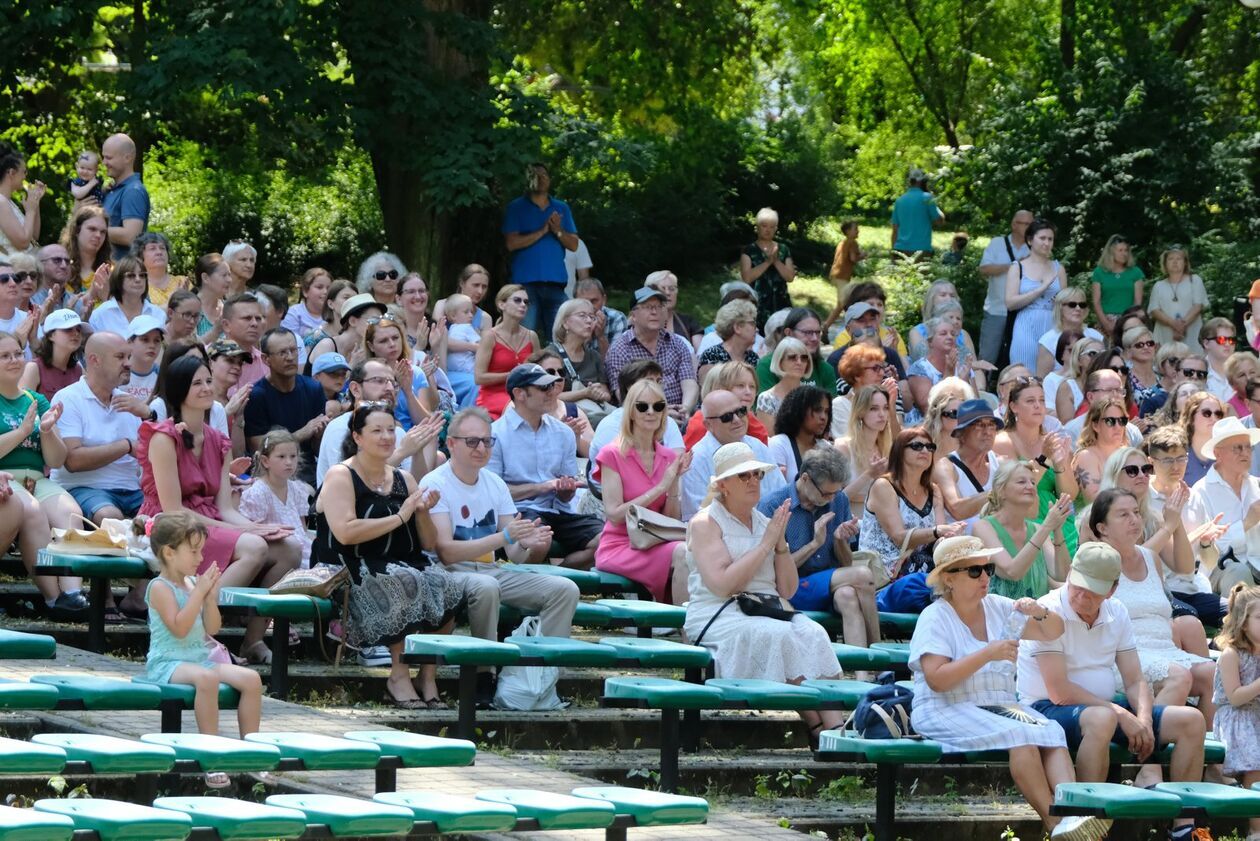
309,292,383,372
361,315,434,430
682,388,785,520
130,232,182,307
906,316,968,421
502,163,577,342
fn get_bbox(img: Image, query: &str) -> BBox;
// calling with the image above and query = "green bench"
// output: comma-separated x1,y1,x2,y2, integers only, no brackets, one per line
216,587,332,700
0,803,75,841
132,677,241,733
603,675,876,791
0,678,59,711
34,549,152,653
0,674,220,733
878,611,919,638
404,634,711,740
497,598,684,637
0,629,55,660
36,798,192,841
154,797,308,840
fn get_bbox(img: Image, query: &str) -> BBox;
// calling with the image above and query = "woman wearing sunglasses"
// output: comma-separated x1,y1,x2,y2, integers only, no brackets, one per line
355,251,406,308
908,537,1105,841
754,337,810,433
1147,246,1207,347
1121,325,1161,409
921,377,973,458
766,385,833,486
594,379,692,603
1180,391,1228,486
474,284,539,421
1035,288,1103,379
1071,397,1130,503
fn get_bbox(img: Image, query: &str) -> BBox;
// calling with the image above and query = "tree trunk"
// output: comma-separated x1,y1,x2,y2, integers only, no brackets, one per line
1060,0,1075,70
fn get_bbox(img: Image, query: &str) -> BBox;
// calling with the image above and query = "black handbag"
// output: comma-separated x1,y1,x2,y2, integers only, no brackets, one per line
693,592,795,645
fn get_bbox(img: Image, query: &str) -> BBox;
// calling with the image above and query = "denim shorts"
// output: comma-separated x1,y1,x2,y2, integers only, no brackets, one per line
1030,699,1167,751
67,487,143,520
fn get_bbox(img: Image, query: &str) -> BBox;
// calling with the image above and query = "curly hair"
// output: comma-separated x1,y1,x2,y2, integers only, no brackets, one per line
773,385,831,439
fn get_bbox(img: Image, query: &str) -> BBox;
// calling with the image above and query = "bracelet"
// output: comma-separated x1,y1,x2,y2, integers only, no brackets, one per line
396,513,406,527
1033,611,1048,622
932,526,939,539
126,440,133,455
503,528,516,546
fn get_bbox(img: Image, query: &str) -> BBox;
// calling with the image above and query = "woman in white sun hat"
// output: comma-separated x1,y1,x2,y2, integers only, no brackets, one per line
684,440,844,746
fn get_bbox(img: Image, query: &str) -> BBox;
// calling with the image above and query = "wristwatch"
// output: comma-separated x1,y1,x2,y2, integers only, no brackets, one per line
1034,454,1049,468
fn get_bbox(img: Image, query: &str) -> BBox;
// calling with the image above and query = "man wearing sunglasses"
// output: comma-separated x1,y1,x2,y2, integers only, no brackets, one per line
1019,543,1208,827
502,163,578,344
489,363,603,569
681,388,785,520
33,244,73,310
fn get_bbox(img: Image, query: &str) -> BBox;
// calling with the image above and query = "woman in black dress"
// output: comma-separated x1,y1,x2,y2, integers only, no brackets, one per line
315,403,464,708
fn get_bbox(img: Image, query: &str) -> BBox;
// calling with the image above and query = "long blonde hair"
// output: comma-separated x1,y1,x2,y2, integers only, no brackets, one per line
844,384,893,472
1217,584,1260,653
979,460,1036,519
616,380,668,454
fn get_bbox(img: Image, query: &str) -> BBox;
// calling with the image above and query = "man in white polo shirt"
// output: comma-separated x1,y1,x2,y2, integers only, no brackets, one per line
1017,543,1206,841
1184,416,1260,592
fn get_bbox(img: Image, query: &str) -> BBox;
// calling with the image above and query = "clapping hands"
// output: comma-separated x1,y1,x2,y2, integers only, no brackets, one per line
505,514,553,551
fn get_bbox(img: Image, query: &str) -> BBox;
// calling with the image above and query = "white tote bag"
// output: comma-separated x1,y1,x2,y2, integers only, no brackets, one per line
493,616,565,711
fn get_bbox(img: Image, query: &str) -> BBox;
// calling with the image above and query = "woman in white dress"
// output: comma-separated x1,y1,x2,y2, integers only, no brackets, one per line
684,441,844,744
910,536,1107,841
1005,218,1067,372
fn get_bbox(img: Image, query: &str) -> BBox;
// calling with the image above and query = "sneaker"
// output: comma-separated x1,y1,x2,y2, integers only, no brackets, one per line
46,591,89,622
356,645,391,667
1051,815,1112,841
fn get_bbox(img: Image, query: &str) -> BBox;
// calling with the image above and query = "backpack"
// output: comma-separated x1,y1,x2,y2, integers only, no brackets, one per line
850,675,915,739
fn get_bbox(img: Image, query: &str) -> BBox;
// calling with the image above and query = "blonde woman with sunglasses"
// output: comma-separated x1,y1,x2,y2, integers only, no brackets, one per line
1035,288,1103,378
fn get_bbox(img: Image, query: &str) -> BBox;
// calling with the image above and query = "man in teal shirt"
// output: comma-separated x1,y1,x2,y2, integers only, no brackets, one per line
890,167,945,255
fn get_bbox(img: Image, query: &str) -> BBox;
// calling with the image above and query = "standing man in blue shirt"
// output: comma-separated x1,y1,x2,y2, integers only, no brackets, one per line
101,134,149,261
502,163,578,343
890,166,944,258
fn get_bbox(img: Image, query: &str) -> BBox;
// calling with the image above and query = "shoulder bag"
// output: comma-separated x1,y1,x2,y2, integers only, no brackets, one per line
626,504,687,550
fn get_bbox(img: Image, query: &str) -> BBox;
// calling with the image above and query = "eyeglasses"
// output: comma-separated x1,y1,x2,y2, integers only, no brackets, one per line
266,346,298,359
373,270,399,281
906,440,938,452
940,409,958,419
947,563,996,579
635,400,668,414
1181,368,1208,380
1199,408,1225,420
361,376,398,388
1130,340,1155,350
705,405,748,423
40,256,70,265
450,435,496,450
1109,364,1130,376
1120,464,1155,478
1152,454,1189,465
0,352,21,363
1099,416,1127,427
804,473,840,499
1219,443,1254,456
1206,336,1235,346
1062,301,1088,310
793,329,822,338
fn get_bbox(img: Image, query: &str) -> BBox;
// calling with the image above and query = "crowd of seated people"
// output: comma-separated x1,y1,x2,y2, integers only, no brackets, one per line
7,140,1260,838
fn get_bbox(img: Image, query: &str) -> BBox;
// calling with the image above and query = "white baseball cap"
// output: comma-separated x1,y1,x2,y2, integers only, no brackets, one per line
125,313,167,340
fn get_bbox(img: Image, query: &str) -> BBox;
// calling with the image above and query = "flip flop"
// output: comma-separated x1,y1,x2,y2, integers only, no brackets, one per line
204,771,230,789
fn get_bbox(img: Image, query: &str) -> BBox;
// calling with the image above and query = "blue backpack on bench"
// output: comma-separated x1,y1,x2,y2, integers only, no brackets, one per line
851,674,915,739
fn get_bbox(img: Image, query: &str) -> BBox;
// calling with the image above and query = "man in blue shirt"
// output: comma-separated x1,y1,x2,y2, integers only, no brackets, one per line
244,327,329,486
101,134,150,261
890,166,944,256
756,448,873,655
502,163,578,343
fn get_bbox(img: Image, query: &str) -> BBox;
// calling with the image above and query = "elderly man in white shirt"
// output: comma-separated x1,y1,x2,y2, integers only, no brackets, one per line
1185,417,1260,593
681,388,785,520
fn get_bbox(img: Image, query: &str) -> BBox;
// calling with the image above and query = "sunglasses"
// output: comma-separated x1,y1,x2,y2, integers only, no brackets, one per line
40,256,70,265
11,271,37,283
940,409,958,419
706,405,749,423
373,270,400,281
542,367,565,378
1181,368,1208,380
1206,336,1235,346
1199,408,1225,420
1120,464,1155,478
1130,340,1155,350
1109,364,1130,376
1163,357,1182,370
0,274,17,285
947,563,996,579
1081,349,1101,358
731,470,764,484
1099,416,1127,427
1062,301,1088,309
124,271,149,280
450,435,496,450
906,440,938,452
635,400,668,414
785,353,810,362
508,296,529,306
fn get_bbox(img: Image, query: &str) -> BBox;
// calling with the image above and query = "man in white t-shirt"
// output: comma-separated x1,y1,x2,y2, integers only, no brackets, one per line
122,313,164,403
423,407,580,705
978,211,1032,366
563,237,594,298
1017,543,1206,833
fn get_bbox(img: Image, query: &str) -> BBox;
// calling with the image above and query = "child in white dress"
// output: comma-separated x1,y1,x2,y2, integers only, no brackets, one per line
239,430,314,568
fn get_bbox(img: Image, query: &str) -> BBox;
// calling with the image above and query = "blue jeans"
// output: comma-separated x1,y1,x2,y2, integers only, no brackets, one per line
522,282,568,344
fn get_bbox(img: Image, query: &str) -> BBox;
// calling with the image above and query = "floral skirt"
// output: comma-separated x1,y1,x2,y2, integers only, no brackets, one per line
345,562,465,649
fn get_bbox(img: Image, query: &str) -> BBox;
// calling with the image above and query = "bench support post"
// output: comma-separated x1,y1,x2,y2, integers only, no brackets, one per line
605,827,628,841
457,664,478,741
681,667,701,753
268,617,291,700
659,708,680,793
159,700,182,733
874,762,898,841
87,576,109,653
375,764,396,793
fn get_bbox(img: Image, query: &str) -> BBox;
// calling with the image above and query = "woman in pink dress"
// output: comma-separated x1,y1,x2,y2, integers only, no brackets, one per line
138,355,300,664
474,284,538,420
594,380,693,602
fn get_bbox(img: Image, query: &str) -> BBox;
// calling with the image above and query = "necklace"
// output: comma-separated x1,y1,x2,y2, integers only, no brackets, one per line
355,461,392,495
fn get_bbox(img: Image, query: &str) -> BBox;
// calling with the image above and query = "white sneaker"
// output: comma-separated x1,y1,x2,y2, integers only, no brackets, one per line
1052,815,1113,841
356,645,391,667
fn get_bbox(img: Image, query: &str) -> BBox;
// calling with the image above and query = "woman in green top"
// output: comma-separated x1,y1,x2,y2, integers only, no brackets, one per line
973,461,1073,600
1090,234,1144,334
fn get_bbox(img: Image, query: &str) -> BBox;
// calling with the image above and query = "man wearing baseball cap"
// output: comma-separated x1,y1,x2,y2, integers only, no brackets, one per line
1017,543,1207,839
488,363,603,568
604,287,698,421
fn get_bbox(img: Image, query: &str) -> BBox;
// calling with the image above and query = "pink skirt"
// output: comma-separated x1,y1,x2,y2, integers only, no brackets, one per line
594,522,679,601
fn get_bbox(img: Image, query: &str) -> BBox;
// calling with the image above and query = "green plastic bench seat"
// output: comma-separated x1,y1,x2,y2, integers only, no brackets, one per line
153,797,306,840
141,734,281,772
266,793,414,837
801,679,879,707
343,731,475,768
708,677,822,710
1053,782,1183,819
0,736,65,774
499,563,602,594
803,610,844,635
374,791,517,833
1155,782,1260,817
405,634,521,666
34,550,150,579
597,637,712,668
31,674,163,710
817,733,944,764
0,678,58,710
831,643,894,670
0,629,55,660
870,641,910,664
595,599,685,628
35,798,192,841
597,570,645,594
574,602,614,626
32,734,175,774
878,612,919,636
0,803,73,841
217,587,331,620
505,635,619,666
1108,739,1226,765
476,789,616,830
571,786,708,826
245,732,381,770
605,676,723,709
132,677,240,709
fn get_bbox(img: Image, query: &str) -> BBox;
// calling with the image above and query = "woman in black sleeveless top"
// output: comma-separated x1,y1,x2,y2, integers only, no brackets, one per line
314,403,464,709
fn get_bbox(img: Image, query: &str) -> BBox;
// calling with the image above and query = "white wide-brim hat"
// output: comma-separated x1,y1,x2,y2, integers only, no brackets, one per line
1202,417,1260,460
710,442,776,484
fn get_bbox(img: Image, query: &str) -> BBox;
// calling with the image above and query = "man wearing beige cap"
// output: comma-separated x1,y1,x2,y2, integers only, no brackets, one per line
1017,543,1207,841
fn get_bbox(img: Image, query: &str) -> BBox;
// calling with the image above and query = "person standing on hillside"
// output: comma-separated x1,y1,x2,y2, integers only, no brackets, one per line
101,134,149,261
890,167,945,258
502,163,578,344
978,210,1033,367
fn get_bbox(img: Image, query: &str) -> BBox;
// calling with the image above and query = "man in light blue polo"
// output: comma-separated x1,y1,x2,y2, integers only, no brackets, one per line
101,134,150,260
890,166,944,257
502,163,578,343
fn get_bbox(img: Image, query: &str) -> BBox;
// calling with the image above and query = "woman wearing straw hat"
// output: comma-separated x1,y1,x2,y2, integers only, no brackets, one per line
685,441,844,746
910,536,1106,841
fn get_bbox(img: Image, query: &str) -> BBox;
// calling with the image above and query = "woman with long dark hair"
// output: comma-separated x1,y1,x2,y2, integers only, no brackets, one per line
767,385,832,485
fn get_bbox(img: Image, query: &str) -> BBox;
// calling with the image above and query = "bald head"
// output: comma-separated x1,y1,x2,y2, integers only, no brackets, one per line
702,388,748,444
37,243,70,285
102,134,137,180
84,331,131,390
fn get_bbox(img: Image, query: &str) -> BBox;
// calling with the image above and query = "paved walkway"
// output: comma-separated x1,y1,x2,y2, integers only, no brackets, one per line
0,645,803,840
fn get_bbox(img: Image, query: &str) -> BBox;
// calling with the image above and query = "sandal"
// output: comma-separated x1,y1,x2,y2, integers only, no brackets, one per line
423,696,448,710
204,771,230,789
242,641,273,665
385,689,425,710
